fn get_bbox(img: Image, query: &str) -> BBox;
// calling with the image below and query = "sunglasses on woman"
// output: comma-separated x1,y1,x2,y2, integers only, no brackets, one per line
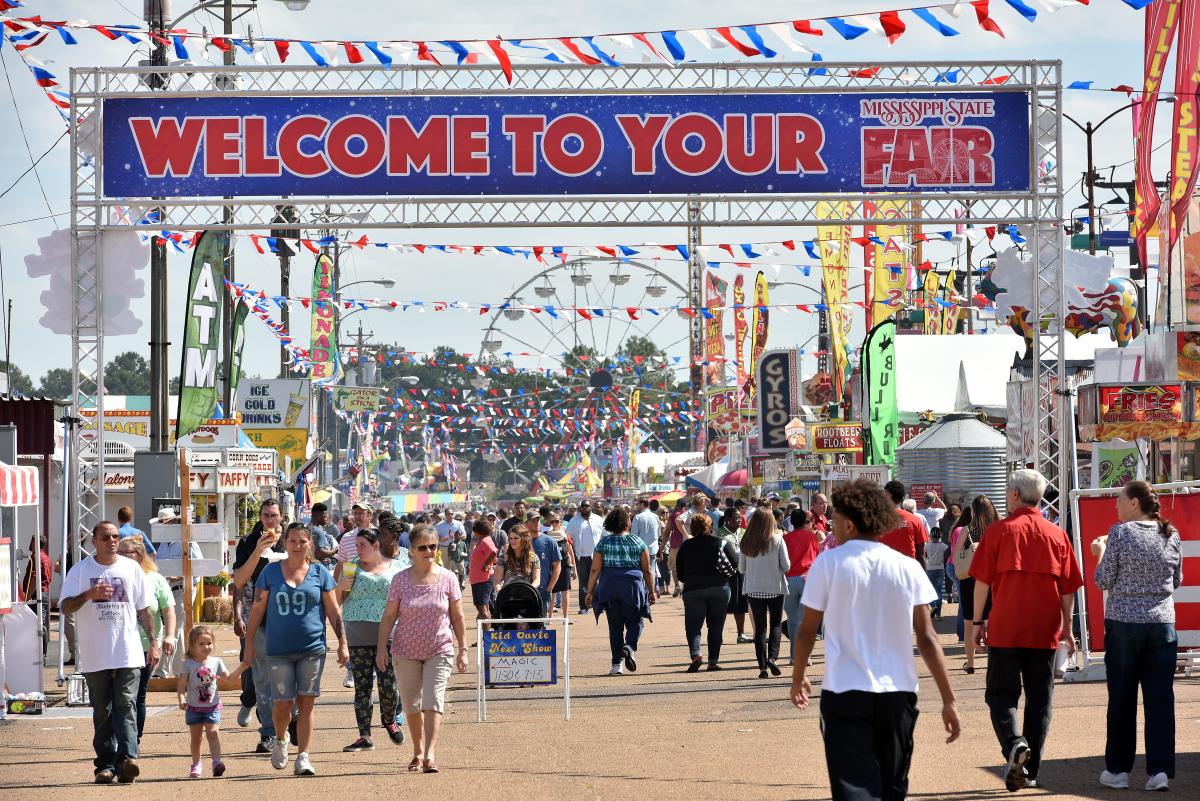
413,543,438,553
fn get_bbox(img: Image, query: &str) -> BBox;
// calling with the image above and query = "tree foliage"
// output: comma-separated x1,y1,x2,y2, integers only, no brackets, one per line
0,361,34,395
104,351,152,395
37,368,72,399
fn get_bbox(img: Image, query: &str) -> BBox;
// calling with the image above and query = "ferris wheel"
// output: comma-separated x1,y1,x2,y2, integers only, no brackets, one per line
479,256,690,385
475,257,691,485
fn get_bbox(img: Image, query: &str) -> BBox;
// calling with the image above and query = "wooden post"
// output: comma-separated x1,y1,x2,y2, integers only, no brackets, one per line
178,447,193,639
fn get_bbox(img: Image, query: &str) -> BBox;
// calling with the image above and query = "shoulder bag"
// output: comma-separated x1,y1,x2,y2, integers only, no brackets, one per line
951,526,977,576
713,539,737,579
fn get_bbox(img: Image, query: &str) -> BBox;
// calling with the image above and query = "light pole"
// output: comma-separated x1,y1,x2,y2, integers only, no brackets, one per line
1056,98,1173,255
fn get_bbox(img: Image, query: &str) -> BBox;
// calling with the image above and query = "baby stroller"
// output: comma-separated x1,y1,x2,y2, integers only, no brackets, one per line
493,580,544,630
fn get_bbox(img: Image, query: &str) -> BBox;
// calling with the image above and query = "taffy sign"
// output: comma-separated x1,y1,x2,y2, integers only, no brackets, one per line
101,91,1030,197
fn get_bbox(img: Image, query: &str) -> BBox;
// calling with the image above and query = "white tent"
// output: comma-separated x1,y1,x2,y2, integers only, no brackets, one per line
894,333,1108,417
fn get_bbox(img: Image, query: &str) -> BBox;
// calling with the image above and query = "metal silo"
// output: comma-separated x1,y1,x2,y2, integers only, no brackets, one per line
896,413,1009,516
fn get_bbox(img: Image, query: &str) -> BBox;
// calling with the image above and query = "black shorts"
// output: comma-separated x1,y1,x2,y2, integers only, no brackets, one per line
552,566,572,593
959,577,991,621
471,581,495,608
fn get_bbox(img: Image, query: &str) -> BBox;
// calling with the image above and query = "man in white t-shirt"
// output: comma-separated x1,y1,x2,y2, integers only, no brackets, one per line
790,480,960,801
434,508,466,566
59,521,160,785
916,492,946,538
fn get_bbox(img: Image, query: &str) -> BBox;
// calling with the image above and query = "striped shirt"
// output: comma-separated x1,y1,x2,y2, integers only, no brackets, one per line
594,533,647,569
336,528,362,564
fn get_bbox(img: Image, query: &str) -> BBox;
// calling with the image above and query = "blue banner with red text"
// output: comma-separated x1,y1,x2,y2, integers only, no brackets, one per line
101,91,1031,198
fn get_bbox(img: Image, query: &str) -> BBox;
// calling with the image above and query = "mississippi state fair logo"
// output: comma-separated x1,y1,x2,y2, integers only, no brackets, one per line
859,97,999,189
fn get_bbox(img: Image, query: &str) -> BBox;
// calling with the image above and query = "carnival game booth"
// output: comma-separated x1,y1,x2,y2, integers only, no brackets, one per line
390,491,469,515
0,460,45,717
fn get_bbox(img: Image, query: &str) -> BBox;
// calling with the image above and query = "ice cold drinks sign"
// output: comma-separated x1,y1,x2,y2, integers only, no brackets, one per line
101,91,1031,198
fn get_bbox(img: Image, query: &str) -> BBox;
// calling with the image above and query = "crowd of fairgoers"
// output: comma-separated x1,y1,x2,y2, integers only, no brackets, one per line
61,472,1181,798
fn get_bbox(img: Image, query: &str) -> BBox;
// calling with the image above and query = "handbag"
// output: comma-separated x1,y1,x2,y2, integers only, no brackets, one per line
951,526,977,576
714,540,737,579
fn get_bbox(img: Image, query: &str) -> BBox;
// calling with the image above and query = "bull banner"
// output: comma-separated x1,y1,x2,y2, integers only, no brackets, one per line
102,93,1031,198
864,200,911,326
732,275,748,395
749,272,770,397
818,201,853,404
941,269,961,334
310,253,341,385
704,271,728,386
177,231,228,439
1133,0,1182,266
863,319,899,465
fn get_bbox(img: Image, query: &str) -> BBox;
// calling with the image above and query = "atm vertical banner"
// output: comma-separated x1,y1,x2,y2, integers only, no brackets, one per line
704,271,728,386
309,253,341,386
732,274,748,395
177,231,228,439
818,201,853,403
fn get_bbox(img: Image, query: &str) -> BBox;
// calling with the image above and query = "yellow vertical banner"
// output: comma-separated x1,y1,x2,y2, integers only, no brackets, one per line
628,388,639,470
818,200,853,403
704,271,728,386
941,270,960,334
867,200,911,324
922,271,942,335
748,272,770,396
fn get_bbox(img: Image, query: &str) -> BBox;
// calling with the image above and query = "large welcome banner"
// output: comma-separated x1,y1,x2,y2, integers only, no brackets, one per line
102,92,1031,197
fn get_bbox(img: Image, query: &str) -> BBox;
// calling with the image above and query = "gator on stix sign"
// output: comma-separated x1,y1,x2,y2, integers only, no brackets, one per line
101,92,1031,198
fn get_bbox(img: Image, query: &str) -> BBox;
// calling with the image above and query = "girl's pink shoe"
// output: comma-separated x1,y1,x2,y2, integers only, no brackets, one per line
189,762,202,779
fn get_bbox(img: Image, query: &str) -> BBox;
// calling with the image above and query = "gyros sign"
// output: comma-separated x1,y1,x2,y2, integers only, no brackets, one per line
756,349,800,454
101,91,1030,198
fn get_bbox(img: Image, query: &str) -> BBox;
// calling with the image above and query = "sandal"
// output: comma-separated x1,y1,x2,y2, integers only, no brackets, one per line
407,757,423,772
423,759,440,774
963,665,975,674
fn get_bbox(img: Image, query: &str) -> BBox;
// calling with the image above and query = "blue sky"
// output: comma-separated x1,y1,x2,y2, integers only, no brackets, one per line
0,0,1164,389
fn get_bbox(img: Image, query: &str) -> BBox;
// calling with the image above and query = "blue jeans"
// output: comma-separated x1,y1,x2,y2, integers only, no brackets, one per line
926,569,945,616
1104,620,1178,778
604,599,644,664
682,585,730,663
84,668,140,775
783,575,806,639
251,626,276,738
946,562,963,641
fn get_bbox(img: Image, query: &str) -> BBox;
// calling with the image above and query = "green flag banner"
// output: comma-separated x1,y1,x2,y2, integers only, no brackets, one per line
863,318,898,466
228,299,250,400
176,231,229,439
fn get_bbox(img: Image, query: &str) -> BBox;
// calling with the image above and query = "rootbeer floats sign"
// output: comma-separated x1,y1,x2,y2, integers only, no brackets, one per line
756,349,801,454
101,92,1031,197
484,629,557,686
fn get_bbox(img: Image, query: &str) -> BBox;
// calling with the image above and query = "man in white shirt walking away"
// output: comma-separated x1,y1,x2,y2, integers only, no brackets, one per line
565,500,605,612
59,521,161,784
791,480,960,801
631,499,662,588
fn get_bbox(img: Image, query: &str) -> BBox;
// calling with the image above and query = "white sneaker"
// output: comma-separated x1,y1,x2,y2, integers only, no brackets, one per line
609,664,624,675
1145,773,1169,792
270,736,290,770
293,752,315,776
1100,770,1130,789
236,705,253,728
343,670,354,688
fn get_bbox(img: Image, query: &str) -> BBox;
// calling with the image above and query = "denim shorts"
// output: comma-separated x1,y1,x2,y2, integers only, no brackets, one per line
267,652,326,700
185,707,221,726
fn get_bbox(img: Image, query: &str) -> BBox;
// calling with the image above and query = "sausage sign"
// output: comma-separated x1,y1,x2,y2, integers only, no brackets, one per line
100,91,1030,198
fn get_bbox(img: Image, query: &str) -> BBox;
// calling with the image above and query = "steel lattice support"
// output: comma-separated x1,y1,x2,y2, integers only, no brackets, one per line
70,59,1066,527
70,86,106,546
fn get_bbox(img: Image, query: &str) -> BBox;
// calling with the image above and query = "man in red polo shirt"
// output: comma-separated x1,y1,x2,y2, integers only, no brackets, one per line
880,481,929,568
972,469,1083,792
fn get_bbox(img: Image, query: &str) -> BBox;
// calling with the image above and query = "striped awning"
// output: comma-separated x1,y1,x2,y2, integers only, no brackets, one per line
0,461,39,506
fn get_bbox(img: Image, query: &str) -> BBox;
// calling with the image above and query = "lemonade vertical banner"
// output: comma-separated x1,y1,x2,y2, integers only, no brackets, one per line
309,253,342,386
817,201,853,403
